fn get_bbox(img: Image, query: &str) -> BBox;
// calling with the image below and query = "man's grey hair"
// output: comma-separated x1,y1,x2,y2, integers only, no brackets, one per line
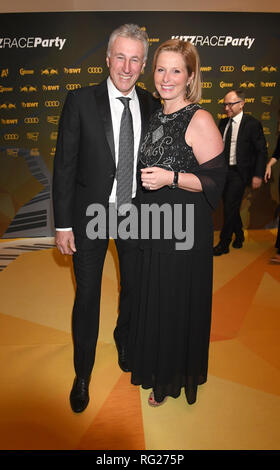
107,24,149,61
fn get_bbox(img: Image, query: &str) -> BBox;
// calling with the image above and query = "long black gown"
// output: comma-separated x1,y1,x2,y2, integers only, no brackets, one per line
128,104,226,404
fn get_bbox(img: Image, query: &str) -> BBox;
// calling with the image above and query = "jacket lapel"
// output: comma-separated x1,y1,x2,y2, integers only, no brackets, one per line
136,87,150,160
94,80,115,163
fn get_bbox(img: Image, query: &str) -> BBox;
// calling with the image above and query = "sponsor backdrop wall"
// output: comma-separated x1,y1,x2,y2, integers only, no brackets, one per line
0,11,279,238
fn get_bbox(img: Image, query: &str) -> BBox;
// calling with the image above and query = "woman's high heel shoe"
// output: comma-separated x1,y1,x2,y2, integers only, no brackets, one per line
148,391,167,407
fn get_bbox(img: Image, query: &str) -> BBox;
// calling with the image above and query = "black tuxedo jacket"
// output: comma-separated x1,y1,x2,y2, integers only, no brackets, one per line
52,80,159,236
219,113,267,184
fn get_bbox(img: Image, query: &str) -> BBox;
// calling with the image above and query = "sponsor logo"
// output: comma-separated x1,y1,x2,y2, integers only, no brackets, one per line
217,113,227,119
4,133,19,140
240,81,255,88
20,85,37,92
245,97,255,103
201,82,212,88
19,68,34,75
41,68,58,75
87,66,103,74
1,118,18,125
66,83,81,90
30,148,40,156
260,81,277,87
263,127,271,135
220,81,234,88
0,85,13,93
24,117,39,124
261,96,273,105
42,84,60,91
136,81,147,90
171,35,255,49
241,65,255,72
261,65,277,72
200,66,212,72
1,68,9,77
0,102,16,109
50,131,58,140
26,132,39,141
0,37,66,50
21,101,38,108
199,99,212,104
261,112,271,120
6,148,19,157
47,115,60,125
64,67,81,74
220,65,235,72
45,100,60,107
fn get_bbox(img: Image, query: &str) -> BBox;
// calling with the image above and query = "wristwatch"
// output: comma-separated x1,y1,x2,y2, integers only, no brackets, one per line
169,171,179,189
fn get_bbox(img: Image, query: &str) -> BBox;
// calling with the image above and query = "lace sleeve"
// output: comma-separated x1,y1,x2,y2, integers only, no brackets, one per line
191,152,227,210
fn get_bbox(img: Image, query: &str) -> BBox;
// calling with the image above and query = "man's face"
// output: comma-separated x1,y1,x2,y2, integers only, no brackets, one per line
106,36,146,95
223,91,245,118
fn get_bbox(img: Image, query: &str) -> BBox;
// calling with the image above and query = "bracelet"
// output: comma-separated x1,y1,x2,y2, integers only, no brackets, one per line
169,171,179,189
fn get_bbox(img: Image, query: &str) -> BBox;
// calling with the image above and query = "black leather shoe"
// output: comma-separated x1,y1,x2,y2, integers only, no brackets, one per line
232,234,245,249
114,329,129,372
213,243,230,256
70,377,90,413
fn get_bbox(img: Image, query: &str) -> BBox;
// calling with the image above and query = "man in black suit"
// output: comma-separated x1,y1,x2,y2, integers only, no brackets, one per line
52,24,159,412
213,89,267,255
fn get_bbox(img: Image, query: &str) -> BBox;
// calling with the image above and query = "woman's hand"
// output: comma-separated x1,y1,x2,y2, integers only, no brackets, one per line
141,167,173,190
264,165,272,183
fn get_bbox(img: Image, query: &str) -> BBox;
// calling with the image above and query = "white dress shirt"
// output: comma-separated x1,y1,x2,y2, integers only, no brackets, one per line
223,111,243,166
107,76,141,203
56,77,142,230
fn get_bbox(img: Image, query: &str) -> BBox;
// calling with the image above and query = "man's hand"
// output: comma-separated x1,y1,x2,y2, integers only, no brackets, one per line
251,176,262,189
55,230,76,255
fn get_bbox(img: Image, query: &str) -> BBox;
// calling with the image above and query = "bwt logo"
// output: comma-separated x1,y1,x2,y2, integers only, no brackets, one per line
220,66,235,72
88,67,103,74
260,82,277,88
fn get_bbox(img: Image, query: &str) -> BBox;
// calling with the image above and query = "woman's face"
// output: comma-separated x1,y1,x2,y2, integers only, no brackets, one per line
154,51,194,104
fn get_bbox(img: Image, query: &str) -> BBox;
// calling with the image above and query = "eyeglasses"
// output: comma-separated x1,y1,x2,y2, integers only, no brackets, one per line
223,101,242,108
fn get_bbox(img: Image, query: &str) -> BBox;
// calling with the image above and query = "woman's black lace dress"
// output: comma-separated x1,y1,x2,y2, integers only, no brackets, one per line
128,104,226,404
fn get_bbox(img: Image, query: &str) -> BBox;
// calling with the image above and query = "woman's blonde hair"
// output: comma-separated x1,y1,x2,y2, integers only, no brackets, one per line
152,39,202,103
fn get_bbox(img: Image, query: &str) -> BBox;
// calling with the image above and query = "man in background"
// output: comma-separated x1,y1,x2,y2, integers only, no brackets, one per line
214,89,267,255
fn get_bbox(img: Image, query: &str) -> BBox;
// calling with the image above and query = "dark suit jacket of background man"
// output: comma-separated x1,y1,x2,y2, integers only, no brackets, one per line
52,80,159,236
219,113,267,185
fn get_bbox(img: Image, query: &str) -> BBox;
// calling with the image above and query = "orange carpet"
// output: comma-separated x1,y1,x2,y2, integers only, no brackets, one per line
0,230,279,451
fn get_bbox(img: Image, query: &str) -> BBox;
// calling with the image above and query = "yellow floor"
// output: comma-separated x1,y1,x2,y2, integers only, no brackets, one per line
0,231,279,450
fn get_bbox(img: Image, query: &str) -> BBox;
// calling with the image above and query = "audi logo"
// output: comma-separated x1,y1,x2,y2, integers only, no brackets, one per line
65,83,81,90
4,133,19,140
87,67,103,74
45,100,60,107
24,117,39,124
201,82,212,88
220,66,235,72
